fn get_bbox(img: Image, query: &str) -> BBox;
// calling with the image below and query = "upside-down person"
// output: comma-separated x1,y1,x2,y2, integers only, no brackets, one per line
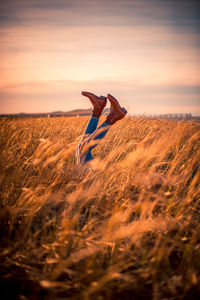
76,92,127,165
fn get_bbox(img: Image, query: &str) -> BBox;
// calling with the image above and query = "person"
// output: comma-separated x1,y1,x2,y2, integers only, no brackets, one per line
76,91,127,165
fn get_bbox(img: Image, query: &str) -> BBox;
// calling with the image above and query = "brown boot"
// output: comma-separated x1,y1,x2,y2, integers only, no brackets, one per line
106,94,127,124
82,91,107,118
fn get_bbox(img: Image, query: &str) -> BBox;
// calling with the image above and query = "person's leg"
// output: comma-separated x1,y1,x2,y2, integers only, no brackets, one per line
76,92,107,164
78,121,111,164
84,116,99,135
76,116,99,164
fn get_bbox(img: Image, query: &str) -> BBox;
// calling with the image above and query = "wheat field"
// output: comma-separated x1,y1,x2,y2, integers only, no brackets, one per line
0,116,200,300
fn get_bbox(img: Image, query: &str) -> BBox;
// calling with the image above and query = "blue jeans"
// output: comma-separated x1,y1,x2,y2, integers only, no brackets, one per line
76,117,111,164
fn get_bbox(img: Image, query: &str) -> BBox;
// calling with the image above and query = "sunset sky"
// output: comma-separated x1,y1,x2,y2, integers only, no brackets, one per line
0,0,200,115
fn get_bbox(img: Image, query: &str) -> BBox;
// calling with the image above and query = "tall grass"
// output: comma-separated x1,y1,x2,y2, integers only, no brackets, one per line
0,116,200,299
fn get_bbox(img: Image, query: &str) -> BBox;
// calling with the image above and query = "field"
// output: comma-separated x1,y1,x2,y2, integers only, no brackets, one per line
0,116,200,300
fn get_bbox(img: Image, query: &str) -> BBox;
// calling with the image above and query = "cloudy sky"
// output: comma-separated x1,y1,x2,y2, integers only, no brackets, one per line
0,0,200,115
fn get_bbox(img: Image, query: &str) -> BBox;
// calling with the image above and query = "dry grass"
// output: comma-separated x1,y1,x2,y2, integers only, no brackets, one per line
0,116,200,300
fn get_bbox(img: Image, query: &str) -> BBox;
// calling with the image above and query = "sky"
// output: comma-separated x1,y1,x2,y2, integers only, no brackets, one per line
0,0,200,115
